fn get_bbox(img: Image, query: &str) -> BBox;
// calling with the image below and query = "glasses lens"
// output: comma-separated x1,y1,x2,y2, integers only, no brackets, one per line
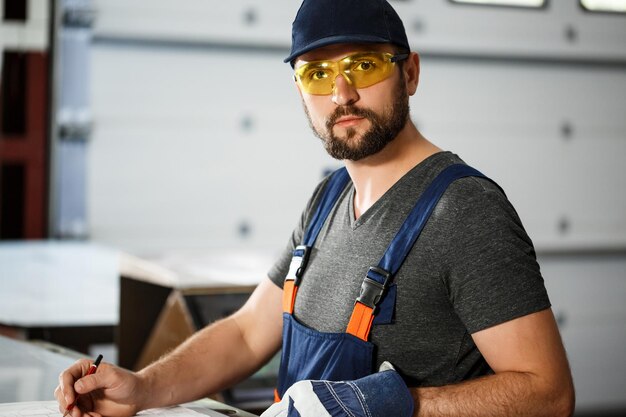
342,53,394,90
296,62,337,95
295,53,396,95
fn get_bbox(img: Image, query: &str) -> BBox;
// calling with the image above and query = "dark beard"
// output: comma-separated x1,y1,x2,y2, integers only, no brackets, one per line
304,75,410,161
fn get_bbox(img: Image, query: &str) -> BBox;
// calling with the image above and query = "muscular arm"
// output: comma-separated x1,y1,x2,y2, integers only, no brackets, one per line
137,277,283,410
412,308,575,417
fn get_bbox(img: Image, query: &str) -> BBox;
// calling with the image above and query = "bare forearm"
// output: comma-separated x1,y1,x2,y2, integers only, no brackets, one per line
413,372,574,417
137,314,274,410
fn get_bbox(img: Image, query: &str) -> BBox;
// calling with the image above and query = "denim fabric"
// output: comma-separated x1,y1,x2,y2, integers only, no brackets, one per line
277,313,375,398
263,371,413,417
350,370,414,417
310,371,413,417
311,380,367,417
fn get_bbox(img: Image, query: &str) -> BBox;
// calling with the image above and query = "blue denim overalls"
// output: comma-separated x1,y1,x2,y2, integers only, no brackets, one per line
276,164,496,400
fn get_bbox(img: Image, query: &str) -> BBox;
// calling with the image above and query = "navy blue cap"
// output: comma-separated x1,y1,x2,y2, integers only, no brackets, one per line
285,0,410,66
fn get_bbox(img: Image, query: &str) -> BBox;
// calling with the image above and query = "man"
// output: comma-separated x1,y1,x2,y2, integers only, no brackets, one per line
55,0,575,416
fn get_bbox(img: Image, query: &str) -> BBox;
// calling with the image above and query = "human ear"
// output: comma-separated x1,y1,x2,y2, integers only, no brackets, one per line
404,52,420,96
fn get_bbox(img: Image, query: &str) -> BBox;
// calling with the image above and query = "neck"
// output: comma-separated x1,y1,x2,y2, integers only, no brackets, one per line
345,121,442,219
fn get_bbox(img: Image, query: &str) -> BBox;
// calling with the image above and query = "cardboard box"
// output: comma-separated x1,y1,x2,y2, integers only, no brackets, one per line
117,250,271,371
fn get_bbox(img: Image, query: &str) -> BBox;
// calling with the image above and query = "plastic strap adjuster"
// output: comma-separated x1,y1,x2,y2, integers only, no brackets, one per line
285,245,311,284
282,246,311,314
292,245,310,286
347,267,392,341
356,266,392,311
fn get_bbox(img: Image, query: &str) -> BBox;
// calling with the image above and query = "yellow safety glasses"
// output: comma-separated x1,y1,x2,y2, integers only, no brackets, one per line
294,52,409,95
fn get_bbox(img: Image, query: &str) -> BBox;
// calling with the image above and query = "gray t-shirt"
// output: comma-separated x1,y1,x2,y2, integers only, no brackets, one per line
268,151,550,387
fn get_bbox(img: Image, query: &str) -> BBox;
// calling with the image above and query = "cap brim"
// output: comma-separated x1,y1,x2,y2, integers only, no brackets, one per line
284,34,392,65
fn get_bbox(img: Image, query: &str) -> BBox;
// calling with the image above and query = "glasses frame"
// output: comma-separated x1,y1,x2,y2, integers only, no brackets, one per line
293,52,410,95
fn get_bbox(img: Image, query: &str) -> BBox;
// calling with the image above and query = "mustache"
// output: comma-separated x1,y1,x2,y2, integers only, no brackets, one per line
326,106,378,130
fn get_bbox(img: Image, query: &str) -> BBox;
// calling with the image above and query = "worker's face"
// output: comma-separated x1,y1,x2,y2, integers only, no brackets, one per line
294,43,411,161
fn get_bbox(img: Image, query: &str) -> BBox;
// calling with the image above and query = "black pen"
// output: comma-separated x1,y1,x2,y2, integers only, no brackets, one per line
63,354,103,417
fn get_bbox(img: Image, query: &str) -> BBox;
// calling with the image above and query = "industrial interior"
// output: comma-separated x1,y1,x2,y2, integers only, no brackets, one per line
1,0,625,416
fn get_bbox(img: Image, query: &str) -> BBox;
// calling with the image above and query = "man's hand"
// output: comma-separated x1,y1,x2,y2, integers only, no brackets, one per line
55,358,145,417
261,362,414,417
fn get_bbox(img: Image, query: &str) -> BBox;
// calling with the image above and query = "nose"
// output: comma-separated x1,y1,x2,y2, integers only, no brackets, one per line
331,73,359,106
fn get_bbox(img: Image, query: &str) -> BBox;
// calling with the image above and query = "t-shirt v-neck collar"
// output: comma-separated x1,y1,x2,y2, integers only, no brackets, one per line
347,151,450,230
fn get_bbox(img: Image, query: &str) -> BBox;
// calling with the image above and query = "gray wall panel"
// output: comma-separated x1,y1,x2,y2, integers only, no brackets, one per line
86,1,626,411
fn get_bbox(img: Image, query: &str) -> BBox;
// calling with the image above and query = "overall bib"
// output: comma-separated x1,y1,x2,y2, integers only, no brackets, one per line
276,164,497,400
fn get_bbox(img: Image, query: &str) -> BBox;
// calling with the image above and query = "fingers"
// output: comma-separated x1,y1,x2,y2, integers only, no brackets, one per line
74,369,107,395
54,385,67,414
55,360,140,417
57,359,91,409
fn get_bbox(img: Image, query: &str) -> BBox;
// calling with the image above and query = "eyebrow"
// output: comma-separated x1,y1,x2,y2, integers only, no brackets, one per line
297,51,387,65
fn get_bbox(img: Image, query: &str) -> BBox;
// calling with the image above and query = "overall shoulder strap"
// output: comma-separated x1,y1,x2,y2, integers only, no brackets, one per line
302,167,351,247
282,167,350,314
379,163,500,275
347,163,502,340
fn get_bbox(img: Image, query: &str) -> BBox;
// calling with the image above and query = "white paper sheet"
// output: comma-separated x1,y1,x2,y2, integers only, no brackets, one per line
0,401,218,417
